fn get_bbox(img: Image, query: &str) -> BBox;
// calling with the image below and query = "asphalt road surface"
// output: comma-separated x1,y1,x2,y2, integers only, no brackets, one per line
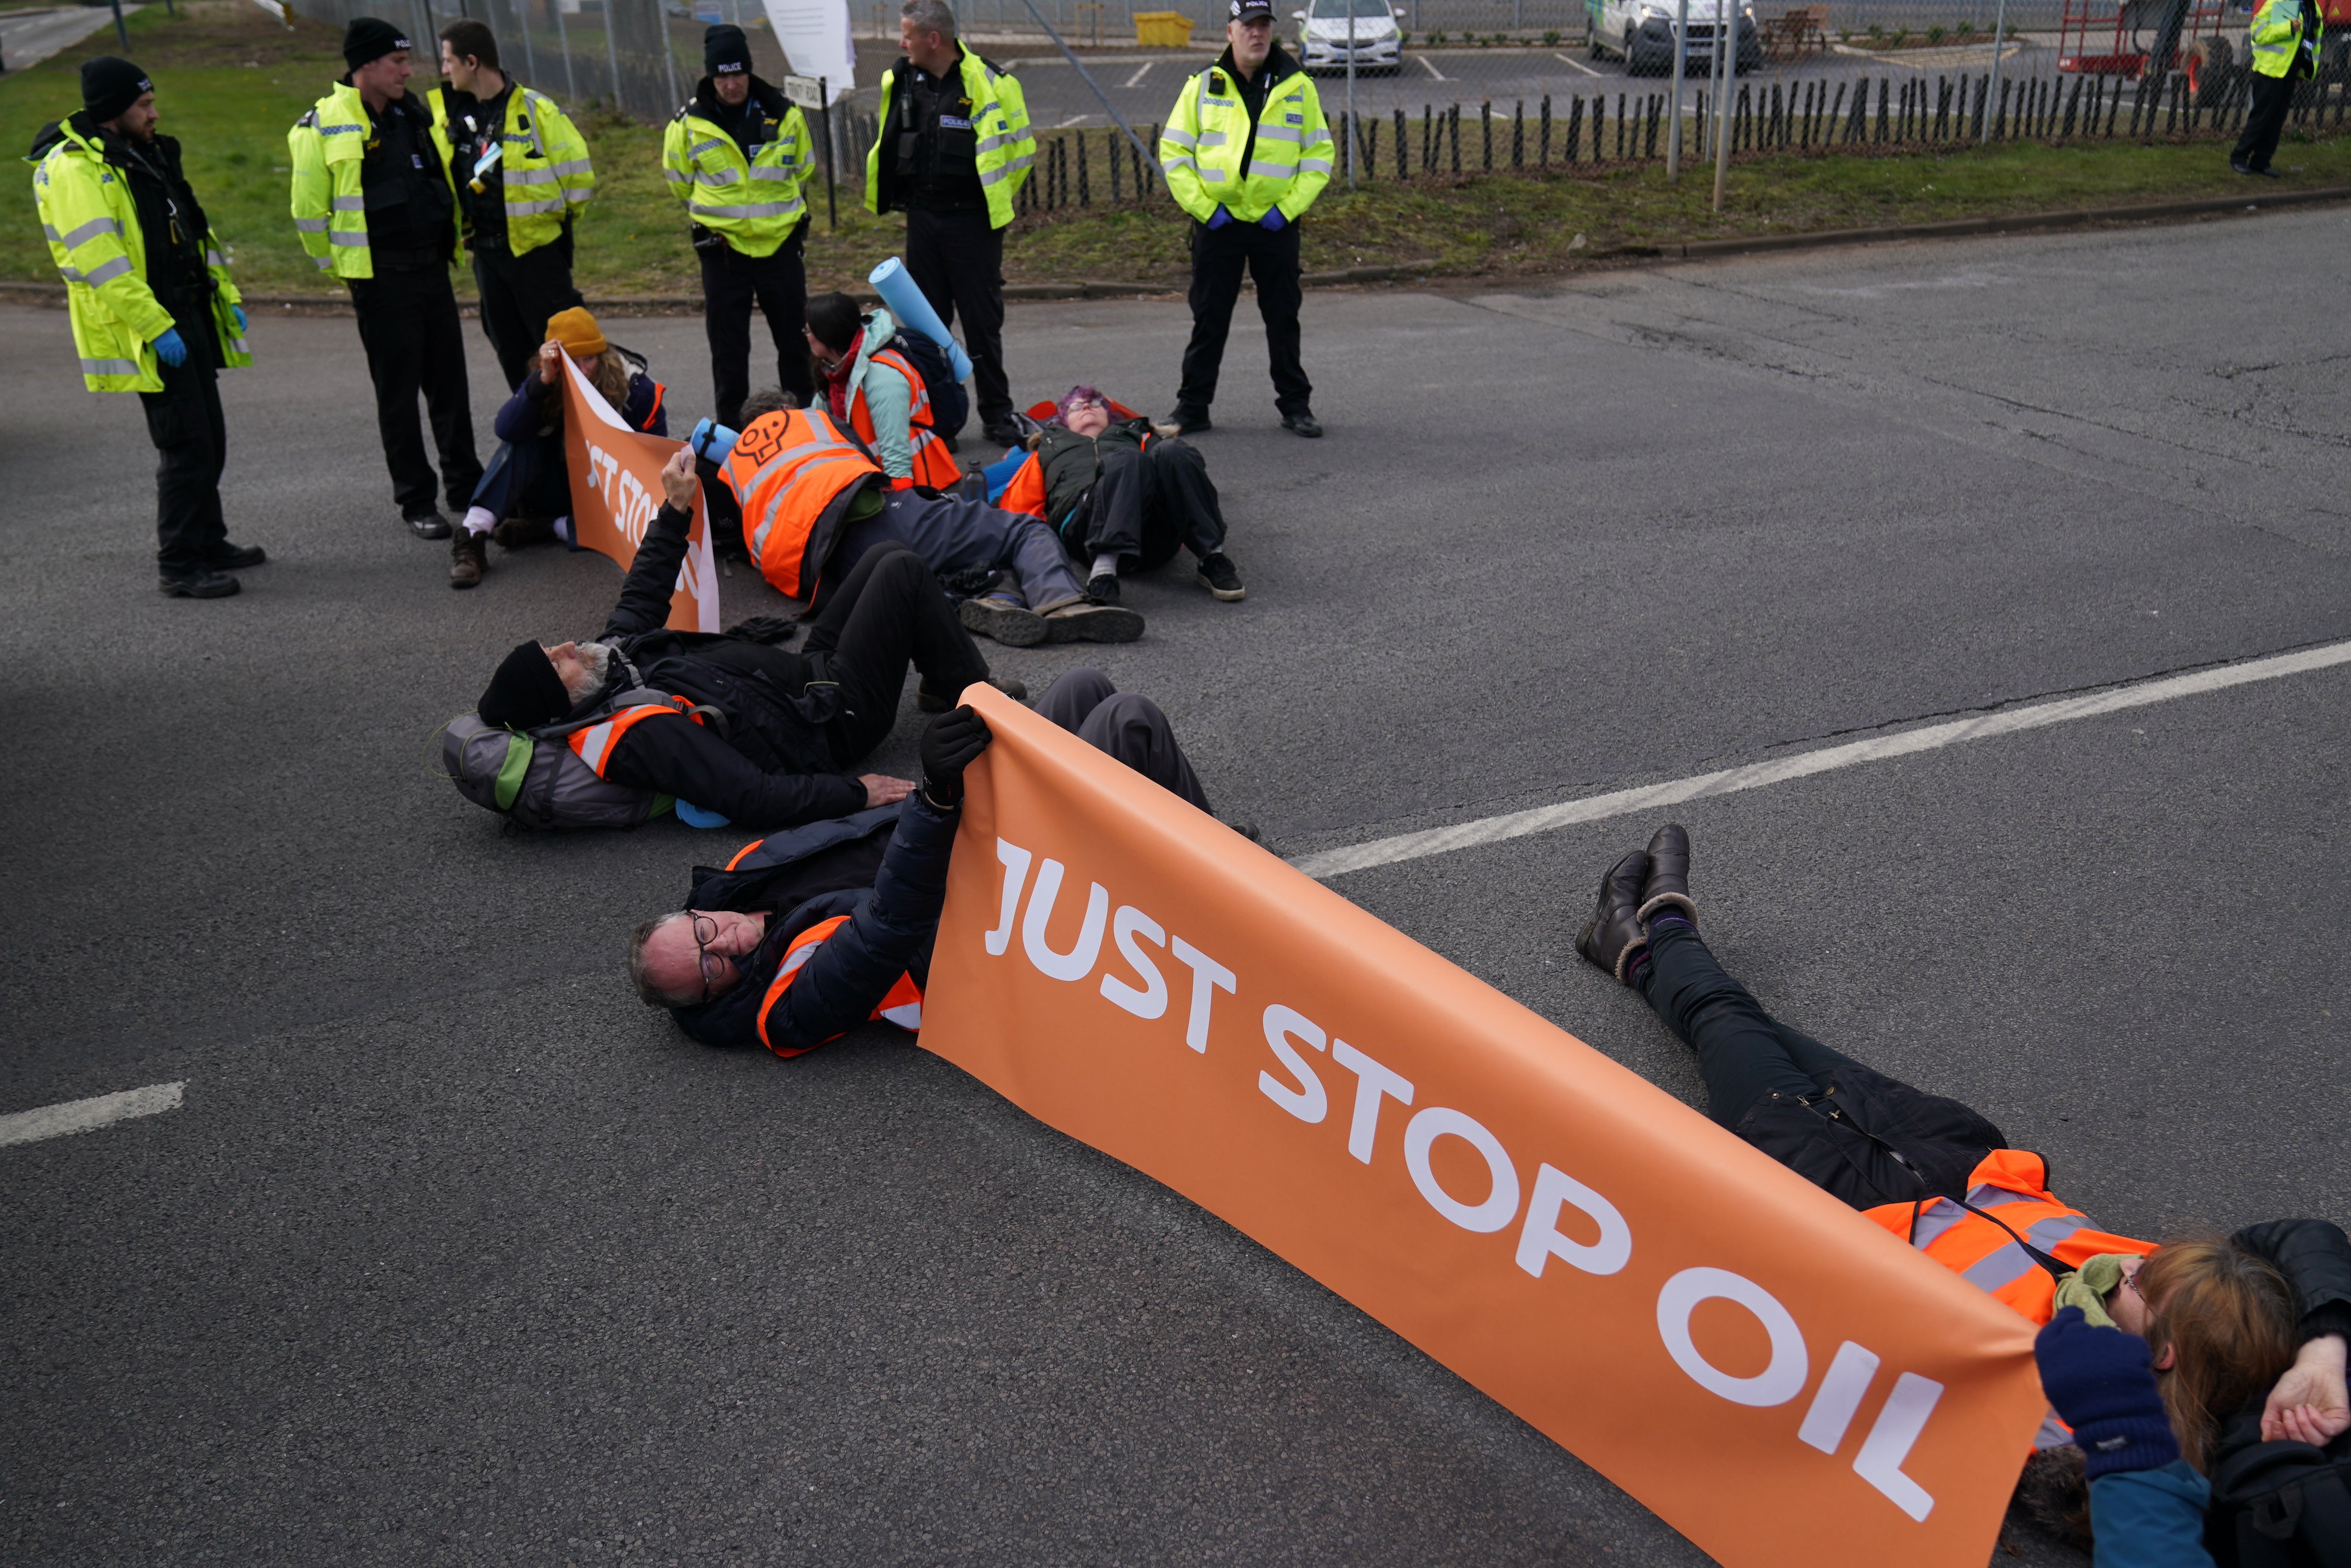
4,206,2349,1564
0,3,139,74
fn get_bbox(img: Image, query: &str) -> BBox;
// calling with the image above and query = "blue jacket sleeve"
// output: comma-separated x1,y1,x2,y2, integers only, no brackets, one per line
758,792,959,1051
495,370,558,445
600,503,693,640
2088,1462,2215,1568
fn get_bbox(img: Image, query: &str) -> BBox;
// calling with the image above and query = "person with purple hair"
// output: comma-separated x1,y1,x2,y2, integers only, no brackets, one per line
992,385,1246,605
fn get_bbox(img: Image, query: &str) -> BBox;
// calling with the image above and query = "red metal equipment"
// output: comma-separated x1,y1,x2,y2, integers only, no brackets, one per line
2056,0,2229,83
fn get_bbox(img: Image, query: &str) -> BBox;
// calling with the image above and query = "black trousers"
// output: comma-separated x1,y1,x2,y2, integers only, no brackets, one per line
1177,217,1312,420
1037,669,1213,813
1075,440,1228,570
349,264,483,515
806,544,993,762
904,206,1010,429
2233,72,2297,171
471,231,584,393
700,234,814,430
137,317,229,572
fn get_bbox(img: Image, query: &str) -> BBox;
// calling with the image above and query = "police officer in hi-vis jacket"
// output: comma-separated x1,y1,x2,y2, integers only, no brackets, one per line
31,56,259,598
1158,0,1335,439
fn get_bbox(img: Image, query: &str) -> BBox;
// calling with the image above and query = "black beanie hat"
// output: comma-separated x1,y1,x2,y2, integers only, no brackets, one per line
342,16,413,70
81,57,152,123
704,23,751,74
479,641,573,732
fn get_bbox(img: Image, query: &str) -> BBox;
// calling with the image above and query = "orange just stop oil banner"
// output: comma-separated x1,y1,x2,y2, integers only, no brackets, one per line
559,355,720,635
918,684,2048,1568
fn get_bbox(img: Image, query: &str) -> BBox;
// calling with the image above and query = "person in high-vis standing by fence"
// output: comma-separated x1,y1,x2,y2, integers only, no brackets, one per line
664,24,816,429
428,17,593,392
865,0,1035,448
290,18,482,551
2233,0,2323,176
1159,0,1332,440
31,56,259,599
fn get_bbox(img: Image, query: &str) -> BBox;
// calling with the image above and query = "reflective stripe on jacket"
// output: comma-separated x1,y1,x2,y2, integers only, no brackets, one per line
425,82,594,255
864,49,1034,230
661,81,811,258
30,117,252,393
287,82,461,279
850,344,961,489
1159,49,1334,225
566,695,704,776
720,406,883,600
2250,0,2323,78
756,913,925,1055
1862,1149,2157,1324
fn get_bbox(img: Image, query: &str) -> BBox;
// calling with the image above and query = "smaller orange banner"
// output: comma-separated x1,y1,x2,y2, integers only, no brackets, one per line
559,355,719,635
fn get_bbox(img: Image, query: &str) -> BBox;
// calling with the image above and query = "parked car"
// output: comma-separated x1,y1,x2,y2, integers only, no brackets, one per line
1293,0,1404,74
1585,0,1761,74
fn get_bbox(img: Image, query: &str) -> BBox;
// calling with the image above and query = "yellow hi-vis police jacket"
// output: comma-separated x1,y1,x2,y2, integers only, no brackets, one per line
1159,45,1334,226
288,82,462,279
661,78,813,258
2249,0,2323,78
864,47,1035,230
425,81,594,255
31,115,251,393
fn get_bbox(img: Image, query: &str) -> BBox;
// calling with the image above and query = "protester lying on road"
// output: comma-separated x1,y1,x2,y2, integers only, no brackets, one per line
474,449,1023,830
450,306,667,589
802,292,960,492
990,385,1246,607
633,670,1250,1052
691,394,1143,647
2035,1307,2226,1568
1574,824,2351,1481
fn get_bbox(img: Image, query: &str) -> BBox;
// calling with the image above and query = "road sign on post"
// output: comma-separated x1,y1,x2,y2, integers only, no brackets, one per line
785,73,838,231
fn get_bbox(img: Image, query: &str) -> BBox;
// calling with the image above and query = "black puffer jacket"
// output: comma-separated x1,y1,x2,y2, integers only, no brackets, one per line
581,502,867,828
670,791,959,1052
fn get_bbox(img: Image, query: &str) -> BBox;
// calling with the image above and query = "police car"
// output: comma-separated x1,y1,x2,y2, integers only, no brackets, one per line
1585,0,1762,75
1293,0,1405,73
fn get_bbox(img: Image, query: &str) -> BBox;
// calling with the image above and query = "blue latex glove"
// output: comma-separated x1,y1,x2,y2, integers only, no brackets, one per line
2035,1307,2180,1478
689,418,740,465
1259,207,1288,231
1205,204,1232,230
231,305,247,333
674,800,732,828
152,327,187,367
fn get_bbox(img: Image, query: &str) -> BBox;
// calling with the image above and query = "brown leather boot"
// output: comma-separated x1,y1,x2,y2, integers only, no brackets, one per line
449,530,487,589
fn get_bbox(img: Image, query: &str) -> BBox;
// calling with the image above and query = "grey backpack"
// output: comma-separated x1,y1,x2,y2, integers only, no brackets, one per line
441,712,673,831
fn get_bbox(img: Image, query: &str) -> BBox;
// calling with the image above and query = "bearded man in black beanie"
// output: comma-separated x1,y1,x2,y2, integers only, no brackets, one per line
31,59,262,597
660,24,818,432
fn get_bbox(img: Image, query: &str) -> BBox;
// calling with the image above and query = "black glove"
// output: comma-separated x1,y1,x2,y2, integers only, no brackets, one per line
919,706,992,807
2035,1306,2180,1478
720,615,797,647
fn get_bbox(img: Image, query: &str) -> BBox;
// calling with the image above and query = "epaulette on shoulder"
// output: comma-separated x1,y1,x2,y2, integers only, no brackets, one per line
981,54,1016,77
672,102,694,122
296,108,319,129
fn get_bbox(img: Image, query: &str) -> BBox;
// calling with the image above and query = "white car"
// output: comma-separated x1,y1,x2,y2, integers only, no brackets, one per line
1293,0,1404,74
1585,0,1760,75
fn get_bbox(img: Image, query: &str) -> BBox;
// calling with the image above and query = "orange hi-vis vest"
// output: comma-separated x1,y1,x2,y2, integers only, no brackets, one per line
1863,1149,2157,1325
754,914,925,1057
565,694,704,776
849,347,962,491
721,406,881,600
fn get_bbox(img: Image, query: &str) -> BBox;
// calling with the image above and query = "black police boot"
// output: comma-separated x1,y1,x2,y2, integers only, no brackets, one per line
1637,823,1696,925
1575,848,1653,985
159,566,240,599
204,541,268,570
404,506,452,540
1166,408,1212,436
1281,410,1323,438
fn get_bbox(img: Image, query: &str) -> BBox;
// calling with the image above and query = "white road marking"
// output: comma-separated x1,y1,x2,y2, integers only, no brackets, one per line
1556,51,1605,75
0,1081,185,1150
1291,637,2351,880
1418,54,1450,79
1124,60,1155,87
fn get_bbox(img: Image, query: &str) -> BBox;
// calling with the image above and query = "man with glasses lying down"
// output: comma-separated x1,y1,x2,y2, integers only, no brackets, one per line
627,670,1256,1055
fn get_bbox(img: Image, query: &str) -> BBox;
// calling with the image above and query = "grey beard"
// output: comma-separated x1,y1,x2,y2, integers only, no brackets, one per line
563,641,614,702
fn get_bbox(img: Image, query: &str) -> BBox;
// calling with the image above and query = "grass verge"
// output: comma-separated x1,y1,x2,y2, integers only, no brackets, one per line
7,3,2348,299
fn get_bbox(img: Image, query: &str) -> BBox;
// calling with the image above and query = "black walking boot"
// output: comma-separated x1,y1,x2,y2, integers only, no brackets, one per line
1281,410,1323,438
404,506,452,539
203,541,268,571
159,566,239,598
1575,849,1652,985
1637,823,1696,925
